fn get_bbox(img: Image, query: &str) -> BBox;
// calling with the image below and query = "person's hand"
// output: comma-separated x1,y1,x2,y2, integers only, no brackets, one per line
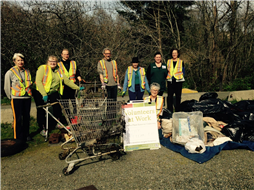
42,96,48,103
157,121,161,129
122,91,126,97
117,84,122,93
80,86,85,90
101,83,106,90
77,76,82,82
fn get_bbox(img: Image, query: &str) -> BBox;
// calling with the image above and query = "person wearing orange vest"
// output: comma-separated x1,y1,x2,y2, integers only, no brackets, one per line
122,57,150,100
143,82,164,129
166,48,185,113
97,47,121,101
58,49,83,100
4,53,33,142
33,55,84,136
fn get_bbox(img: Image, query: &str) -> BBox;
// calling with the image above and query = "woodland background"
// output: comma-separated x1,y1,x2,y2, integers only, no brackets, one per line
1,0,254,98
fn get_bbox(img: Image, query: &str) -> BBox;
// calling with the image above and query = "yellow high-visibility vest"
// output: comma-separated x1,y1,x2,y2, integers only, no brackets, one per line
166,58,183,80
127,66,146,89
36,65,64,95
144,95,163,119
10,66,32,96
99,59,118,83
58,61,77,83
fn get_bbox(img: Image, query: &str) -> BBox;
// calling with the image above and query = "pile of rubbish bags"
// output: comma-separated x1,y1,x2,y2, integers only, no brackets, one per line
177,92,254,143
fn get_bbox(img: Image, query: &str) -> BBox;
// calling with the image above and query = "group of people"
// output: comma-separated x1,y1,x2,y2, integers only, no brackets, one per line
4,47,185,142
4,49,84,142
121,49,185,126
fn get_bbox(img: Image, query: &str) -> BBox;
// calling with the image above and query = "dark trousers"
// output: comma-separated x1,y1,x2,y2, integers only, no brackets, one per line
167,81,183,112
106,85,117,120
106,85,117,101
32,89,61,130
128,84,144,100
61,85,77,115
62,85,76,99
11,98,31,141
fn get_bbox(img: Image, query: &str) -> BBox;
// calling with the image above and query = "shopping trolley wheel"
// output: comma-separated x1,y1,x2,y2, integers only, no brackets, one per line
59,153,66,160
108,143,122,161
63,166,75,176
63,167,70,176
59,149,70,160
63,163,75,176
110,152,121,161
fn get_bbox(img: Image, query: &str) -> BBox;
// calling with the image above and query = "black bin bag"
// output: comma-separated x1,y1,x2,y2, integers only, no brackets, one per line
179,99,197,112
199,92,218,101
159,108,172,119
192,98,242,124
221,120,254,142
234,100,254,111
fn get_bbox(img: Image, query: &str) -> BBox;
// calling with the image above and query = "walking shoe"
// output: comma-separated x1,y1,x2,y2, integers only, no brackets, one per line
40,130,46,137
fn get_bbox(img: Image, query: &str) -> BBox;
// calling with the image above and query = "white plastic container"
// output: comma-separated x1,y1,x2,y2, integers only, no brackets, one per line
172,111,204,145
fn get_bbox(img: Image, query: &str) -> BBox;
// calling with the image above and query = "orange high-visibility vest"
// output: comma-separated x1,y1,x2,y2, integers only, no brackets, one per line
58,61,77,83
144,95,163,119
127,66,146,89
99,59,118,83
10,66,32,96
36,65,64,95
166,58,183,80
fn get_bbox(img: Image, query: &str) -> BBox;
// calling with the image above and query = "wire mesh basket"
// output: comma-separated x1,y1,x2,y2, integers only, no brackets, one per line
58,99,124,145
76,81,107,99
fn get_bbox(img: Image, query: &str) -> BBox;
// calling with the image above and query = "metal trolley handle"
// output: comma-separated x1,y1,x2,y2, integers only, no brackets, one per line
75,81,107,99
37,102,70,142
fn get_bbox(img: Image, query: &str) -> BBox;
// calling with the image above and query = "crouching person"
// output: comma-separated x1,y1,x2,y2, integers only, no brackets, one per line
33,55,84,136
143,82,164,129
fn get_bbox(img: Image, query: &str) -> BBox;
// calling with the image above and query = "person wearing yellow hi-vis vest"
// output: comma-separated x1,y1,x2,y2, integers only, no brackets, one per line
166,48,185,113
33,55,84,136
58,49,84,100
97,47,121,101
144,82,164,129
4,53,33,142
122,57,150,100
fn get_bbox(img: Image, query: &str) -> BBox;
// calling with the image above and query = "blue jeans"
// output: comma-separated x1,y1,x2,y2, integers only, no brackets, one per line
128,84,144,100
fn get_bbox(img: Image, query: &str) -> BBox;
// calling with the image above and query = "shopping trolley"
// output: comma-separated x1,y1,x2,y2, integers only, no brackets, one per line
57,98,125,175
78,80,107,99
35,81,107,143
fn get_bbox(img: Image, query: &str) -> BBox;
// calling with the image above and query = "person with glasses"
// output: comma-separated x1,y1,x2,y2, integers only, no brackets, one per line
33,55,84,136
166,48,185,112
4,53,33,142
58,49,84,100
144,82,164,129
97,47,121,101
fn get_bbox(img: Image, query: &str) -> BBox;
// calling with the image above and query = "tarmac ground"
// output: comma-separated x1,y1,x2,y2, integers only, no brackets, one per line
1,90,254,189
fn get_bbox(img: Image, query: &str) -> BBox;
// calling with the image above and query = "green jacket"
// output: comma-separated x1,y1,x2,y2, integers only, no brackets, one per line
146,63,168,92
36,65,79,96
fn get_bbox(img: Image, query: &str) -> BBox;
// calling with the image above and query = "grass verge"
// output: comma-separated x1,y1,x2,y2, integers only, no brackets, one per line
1,117,60,146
